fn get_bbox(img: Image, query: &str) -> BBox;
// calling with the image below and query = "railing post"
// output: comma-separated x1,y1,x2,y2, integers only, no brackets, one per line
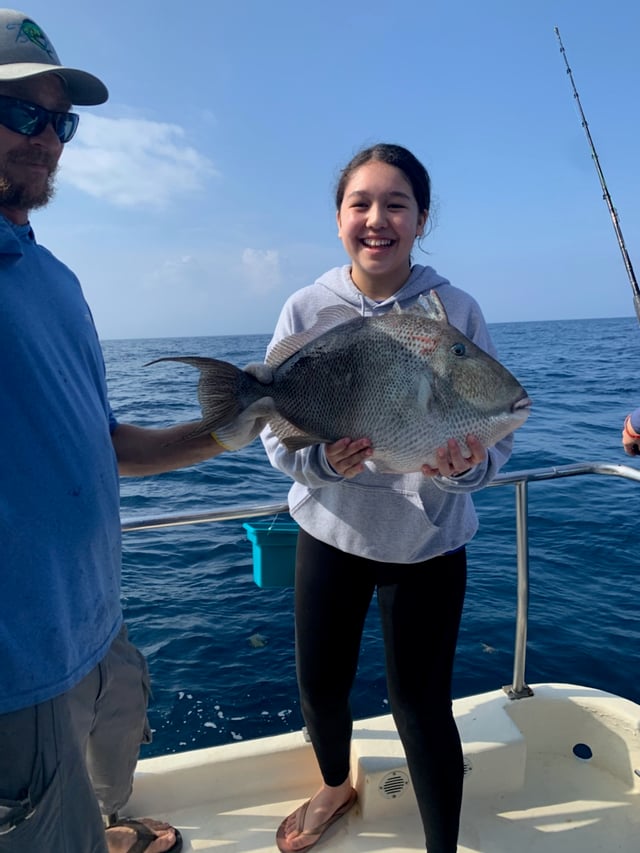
504,479,534,699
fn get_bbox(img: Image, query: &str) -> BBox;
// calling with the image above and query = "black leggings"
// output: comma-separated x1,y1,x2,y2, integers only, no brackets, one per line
295,529,467,853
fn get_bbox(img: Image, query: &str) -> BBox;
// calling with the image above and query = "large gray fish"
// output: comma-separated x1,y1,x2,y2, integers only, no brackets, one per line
150,291,531,473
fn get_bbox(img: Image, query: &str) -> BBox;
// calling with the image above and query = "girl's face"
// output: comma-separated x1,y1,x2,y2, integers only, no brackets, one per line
336,160,427,299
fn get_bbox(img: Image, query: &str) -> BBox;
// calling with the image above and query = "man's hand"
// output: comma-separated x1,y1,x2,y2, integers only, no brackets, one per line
243,362,274,384
211,399,273,451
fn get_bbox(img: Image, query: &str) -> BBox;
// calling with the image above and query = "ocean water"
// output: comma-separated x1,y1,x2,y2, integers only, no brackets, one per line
102,316,640,758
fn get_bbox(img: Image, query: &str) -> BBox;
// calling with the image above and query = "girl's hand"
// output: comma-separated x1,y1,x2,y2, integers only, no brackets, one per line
422,435,485,478
326,437,373,478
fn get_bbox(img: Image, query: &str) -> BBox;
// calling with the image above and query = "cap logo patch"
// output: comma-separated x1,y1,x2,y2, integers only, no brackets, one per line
9,17,55,60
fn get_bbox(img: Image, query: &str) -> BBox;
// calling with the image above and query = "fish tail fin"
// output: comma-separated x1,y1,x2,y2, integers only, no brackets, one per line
146,356,252,438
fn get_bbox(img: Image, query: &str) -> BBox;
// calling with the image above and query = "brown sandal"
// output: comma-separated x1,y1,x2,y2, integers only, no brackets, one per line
276,788,357,852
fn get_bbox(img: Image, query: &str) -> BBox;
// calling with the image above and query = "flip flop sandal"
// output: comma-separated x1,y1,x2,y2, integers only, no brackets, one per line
276,788,357,852
105,818,183,853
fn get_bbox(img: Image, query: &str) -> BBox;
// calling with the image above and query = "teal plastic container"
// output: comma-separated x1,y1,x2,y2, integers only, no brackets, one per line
243,517,299,588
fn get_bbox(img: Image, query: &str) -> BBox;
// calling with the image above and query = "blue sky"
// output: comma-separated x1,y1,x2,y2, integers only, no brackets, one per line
18,0,640,339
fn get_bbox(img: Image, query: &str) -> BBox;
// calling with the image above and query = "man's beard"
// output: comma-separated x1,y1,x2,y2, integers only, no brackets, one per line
0,149,58,211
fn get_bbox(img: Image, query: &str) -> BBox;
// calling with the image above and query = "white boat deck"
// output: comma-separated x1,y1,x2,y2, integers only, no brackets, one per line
122,464,640,850
127,683,640,852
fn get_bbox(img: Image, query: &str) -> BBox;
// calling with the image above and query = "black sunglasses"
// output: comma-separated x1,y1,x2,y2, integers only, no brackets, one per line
0,94,79,144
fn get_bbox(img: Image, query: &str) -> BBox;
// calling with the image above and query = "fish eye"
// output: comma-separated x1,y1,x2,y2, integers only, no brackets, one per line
450,342,466,356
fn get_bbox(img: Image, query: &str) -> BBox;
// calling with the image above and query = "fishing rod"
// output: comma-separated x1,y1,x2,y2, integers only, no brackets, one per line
554,26,640,324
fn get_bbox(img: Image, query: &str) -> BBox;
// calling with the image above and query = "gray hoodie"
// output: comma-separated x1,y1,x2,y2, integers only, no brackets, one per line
260,264,513,563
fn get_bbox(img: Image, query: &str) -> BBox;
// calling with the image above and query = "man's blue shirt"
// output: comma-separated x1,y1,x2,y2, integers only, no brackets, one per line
0,216,122,713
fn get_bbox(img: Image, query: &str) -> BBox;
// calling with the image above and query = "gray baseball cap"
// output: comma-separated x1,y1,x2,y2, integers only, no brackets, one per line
0,9,108,105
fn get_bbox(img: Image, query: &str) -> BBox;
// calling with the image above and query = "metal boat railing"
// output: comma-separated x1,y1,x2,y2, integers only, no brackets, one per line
121,461,640,702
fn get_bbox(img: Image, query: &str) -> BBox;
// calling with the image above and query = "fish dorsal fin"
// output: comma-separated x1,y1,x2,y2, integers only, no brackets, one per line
266,304,361,368
406,290,449,323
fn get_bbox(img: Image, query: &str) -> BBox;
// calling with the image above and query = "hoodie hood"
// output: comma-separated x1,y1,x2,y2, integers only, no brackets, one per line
314,264,452,315
269,262,488,360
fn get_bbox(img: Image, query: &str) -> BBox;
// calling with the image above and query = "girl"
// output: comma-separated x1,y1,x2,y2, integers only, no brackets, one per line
262,143,513,853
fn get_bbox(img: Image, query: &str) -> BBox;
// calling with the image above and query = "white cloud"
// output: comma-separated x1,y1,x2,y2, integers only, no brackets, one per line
146,255,202,289
241,248,283,294
59,115,217,208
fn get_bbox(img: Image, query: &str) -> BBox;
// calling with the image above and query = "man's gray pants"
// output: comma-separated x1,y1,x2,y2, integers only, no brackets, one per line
0,624,150,851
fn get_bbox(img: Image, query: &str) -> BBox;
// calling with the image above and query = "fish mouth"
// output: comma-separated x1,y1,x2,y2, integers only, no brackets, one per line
512,395,532,420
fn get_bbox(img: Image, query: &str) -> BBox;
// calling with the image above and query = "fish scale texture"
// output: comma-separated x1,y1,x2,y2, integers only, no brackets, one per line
265,311,526,472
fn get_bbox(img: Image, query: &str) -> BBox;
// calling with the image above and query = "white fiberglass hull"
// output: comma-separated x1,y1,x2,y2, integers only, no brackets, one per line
126,682,640,852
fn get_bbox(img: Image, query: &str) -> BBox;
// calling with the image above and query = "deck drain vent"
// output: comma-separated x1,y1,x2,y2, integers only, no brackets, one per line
573,742,593,761
378,770,410,799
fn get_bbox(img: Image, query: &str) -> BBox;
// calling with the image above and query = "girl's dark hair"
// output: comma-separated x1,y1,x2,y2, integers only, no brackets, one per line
334,143,431,213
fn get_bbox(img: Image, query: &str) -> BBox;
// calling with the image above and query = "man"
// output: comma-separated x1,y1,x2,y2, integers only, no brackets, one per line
0,9,257,853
